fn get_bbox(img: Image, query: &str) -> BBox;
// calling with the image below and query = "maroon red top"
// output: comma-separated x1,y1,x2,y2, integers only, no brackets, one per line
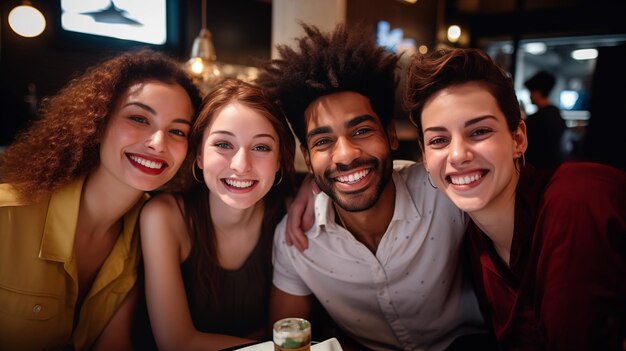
467,162,626,350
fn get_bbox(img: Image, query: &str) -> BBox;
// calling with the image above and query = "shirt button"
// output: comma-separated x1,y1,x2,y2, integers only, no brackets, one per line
33,304,42,314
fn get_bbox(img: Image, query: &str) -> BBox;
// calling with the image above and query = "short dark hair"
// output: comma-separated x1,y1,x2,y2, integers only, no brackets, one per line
256,23,400,146
405,48,521,151
524,70,556,97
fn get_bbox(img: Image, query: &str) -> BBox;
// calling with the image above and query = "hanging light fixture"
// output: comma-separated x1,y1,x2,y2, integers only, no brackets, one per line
8,1,46,38
186,0,221,91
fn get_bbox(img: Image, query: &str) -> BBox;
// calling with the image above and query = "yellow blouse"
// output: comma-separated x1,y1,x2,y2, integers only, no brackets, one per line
0,179,147,350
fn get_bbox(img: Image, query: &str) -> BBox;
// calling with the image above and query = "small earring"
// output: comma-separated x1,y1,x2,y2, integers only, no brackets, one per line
192,160,203,183
427,171,437,189
274,169,283,186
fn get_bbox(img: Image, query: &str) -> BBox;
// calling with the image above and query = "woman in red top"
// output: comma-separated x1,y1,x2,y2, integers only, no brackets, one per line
405,48,626,350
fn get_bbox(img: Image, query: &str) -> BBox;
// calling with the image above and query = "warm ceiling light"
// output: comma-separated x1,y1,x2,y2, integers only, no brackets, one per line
447,25,461,43
8,2,46,38
186,0,221,91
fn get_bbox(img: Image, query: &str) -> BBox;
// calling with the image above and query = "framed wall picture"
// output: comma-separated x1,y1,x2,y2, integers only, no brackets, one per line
60,0,167,45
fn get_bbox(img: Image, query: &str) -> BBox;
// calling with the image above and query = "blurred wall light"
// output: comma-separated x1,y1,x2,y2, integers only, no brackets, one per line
8,1,46,38
571,48,598,60
560,90,580,110
447,25,461,43
376,21,417,54
524,42,547,55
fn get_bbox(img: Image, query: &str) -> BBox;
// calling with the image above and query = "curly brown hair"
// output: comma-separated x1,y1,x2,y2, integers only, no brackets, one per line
0,49,203,201
256,22,400,147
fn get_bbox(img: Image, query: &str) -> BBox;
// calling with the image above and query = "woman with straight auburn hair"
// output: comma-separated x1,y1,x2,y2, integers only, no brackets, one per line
140,78,296,351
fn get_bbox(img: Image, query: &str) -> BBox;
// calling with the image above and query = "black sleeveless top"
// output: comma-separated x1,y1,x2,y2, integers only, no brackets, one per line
180,236,272,337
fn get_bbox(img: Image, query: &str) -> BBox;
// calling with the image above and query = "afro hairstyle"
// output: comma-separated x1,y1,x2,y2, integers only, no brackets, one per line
256,22,400,147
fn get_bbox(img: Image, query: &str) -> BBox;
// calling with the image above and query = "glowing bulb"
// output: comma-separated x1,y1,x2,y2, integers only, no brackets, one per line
191,58,204,75
418,45,428,54
8,5,46,38
447,25,461,43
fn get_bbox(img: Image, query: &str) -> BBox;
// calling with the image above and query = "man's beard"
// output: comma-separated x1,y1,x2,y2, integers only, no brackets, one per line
314,155,393,212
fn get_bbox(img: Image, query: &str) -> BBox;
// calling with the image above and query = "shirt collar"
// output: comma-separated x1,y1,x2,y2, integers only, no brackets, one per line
39,178,85,262
389,170,421,221
38,177,149,262
308,170,420,239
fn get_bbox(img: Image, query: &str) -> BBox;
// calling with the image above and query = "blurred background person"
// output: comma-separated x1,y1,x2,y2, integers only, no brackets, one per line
523,70,566,171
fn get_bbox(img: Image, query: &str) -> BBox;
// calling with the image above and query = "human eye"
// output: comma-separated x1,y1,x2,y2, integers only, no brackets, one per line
354,127,372,136
253,144,272,152
470,128,493,139
426,136,449,148
169,129,187,137
213,141,232,149
311,137,332,148
129,115,148,124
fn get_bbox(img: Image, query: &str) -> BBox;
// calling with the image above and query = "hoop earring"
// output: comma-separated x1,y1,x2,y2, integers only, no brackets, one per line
274,169,283,186
192,160,203,183
427,172,437,189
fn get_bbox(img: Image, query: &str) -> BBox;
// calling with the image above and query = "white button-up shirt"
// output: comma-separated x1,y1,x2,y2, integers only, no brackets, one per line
273,163,485,351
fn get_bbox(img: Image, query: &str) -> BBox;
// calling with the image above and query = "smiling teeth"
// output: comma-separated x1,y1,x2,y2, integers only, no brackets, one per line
129,155,163,169
450,173,483,185
336,169,370,184
225,179,254,188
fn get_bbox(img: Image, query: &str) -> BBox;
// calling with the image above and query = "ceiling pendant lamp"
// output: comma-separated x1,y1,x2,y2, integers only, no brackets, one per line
186,0,221,92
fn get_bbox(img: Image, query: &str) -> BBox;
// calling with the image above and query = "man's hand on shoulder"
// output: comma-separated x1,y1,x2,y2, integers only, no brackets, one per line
285,176,319,252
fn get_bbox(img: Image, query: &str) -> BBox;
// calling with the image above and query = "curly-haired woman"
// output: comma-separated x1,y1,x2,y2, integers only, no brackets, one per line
0,49,202,351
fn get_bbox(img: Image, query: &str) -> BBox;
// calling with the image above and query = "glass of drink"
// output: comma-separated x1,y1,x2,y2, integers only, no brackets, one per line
273,318,311,351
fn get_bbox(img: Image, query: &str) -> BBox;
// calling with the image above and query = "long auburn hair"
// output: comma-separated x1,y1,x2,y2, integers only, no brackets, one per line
179,78,295,307
0,49,202,201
